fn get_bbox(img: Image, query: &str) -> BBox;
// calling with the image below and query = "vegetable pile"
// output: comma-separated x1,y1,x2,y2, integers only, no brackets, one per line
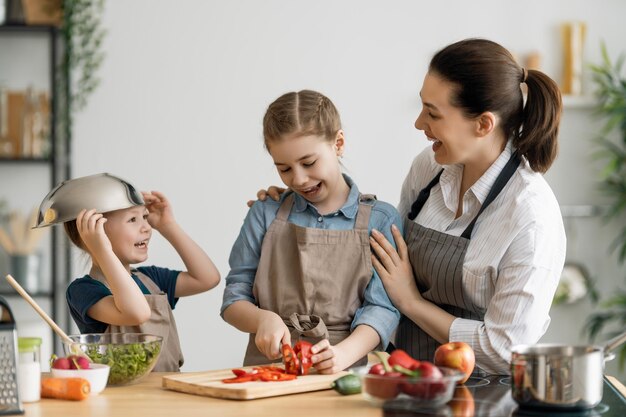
221,366,297,383
221,341,314,384
362,349,447,400
51,354,90,370
83,340,161,385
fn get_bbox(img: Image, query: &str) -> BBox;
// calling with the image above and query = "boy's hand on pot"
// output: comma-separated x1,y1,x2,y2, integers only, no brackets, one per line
370,225,422,311
142,191,176,229
255,311,291,360
76,208,111,254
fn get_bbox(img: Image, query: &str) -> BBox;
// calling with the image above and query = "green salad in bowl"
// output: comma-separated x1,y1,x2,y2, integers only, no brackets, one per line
64,333,163,385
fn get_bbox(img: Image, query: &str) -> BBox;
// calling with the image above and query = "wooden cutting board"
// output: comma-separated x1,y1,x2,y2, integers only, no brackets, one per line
162,367,347,400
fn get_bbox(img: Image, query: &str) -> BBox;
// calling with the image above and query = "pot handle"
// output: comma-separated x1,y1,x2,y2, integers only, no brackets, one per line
603,330,626,360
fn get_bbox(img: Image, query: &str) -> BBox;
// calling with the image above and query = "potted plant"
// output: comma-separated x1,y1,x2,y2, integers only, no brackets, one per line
584,42,626,369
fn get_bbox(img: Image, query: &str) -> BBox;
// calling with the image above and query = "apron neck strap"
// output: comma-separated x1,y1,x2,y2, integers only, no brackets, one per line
354,194,376,230
131,270,160,294
408,169,444,220
460,151,521,239
276,192,375,231
275,193,295,221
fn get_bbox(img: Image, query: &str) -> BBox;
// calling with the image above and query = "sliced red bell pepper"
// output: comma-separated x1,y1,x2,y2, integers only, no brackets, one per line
259,371,297,382
231,368,248,377
282,344,301,375
294,341,313,375
222,375,254,383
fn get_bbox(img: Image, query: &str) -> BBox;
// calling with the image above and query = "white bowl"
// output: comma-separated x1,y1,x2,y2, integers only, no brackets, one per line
50,363,110,394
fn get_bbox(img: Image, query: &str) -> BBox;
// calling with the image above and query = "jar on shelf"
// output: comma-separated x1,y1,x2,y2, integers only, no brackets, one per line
17,337,42,403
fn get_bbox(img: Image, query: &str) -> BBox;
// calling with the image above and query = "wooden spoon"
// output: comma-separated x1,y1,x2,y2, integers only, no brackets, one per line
5,274,91,361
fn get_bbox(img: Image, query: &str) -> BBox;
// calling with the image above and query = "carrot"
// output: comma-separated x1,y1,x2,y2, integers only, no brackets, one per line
41,377,90,401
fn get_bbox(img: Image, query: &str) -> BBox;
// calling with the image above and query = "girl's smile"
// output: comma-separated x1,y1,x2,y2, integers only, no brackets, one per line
268,133,349,215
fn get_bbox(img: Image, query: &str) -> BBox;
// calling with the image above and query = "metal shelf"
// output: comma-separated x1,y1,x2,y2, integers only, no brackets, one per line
0,24,70,351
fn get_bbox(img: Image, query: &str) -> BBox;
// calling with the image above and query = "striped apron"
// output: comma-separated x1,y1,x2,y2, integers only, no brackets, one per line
395,152,521,372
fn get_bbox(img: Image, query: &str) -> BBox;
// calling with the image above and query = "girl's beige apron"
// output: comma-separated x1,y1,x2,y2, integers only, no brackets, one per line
244,192,376,367
396,152,520,373
92,271,184,372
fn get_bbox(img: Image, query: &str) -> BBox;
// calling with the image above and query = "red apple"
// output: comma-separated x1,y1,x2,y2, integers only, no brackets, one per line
434,342,475,384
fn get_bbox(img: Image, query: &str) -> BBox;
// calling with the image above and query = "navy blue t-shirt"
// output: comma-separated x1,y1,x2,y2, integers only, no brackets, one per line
66,266,180,333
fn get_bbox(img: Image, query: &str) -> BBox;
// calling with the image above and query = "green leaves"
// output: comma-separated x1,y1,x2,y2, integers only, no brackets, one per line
585,42,626,370
57,0,106,147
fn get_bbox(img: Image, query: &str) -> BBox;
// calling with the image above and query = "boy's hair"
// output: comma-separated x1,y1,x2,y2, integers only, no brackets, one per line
262,90,342,148
64,220,85,251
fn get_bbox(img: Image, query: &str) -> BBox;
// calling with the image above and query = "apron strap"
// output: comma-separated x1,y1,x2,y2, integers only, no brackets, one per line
354,194,376,230
407,169,444,220
460,151,521,239
132,270,162,294
275,193,295,221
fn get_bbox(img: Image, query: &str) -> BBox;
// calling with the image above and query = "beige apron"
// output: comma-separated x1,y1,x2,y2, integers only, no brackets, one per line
92,271,184,372
243,192,375,367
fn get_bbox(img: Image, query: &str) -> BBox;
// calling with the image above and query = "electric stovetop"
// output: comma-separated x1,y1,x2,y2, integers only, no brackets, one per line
383,375,626,417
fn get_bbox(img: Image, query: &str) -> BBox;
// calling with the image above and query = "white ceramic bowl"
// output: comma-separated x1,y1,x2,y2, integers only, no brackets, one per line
51,363,110,394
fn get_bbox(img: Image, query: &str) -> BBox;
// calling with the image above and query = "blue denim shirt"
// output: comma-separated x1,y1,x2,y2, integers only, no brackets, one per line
221,175,401,349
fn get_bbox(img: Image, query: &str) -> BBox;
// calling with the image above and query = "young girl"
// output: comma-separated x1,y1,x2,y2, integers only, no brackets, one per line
221,90,401,374
36,173,220,371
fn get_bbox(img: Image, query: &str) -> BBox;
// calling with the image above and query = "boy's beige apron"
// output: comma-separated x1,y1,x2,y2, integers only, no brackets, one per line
93,271,184,372
244,192,376,367
396,152,521,374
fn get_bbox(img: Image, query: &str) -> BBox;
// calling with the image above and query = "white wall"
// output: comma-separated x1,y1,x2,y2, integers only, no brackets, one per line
7,0,626,378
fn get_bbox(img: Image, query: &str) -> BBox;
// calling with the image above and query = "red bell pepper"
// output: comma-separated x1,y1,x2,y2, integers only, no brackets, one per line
388,349,420,370
282,344,300,375
283,341,314,375
294,341,313,375
221,365,299,383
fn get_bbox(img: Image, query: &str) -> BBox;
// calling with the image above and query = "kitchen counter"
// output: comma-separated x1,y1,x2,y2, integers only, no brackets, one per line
22,373,626,417
24,373,380,417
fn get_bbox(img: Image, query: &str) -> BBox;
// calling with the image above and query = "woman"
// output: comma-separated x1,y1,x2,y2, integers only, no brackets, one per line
253,38,566,375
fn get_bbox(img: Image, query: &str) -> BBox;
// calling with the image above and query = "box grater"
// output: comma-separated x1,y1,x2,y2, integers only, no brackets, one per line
0,296,23,415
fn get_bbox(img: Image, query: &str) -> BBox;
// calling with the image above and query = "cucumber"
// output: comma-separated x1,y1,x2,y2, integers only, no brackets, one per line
331,374,362,395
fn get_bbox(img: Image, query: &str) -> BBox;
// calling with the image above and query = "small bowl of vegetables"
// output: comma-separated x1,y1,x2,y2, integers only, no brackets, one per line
64,333,163,386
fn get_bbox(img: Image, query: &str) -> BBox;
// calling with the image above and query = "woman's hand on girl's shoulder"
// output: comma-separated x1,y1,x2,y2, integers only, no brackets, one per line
246,186,287,207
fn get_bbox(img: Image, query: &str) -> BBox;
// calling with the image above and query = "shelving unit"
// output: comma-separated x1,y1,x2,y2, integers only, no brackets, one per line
0,24,71,350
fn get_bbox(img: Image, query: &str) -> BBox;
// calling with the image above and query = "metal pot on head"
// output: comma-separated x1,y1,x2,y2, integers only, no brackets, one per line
34,173,144,228
510,331,626,410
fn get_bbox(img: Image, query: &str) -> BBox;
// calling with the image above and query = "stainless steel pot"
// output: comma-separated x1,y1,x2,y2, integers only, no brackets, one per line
510,331,626,410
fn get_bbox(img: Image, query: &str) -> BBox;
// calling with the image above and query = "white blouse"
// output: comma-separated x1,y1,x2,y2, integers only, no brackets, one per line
398,141,566,374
